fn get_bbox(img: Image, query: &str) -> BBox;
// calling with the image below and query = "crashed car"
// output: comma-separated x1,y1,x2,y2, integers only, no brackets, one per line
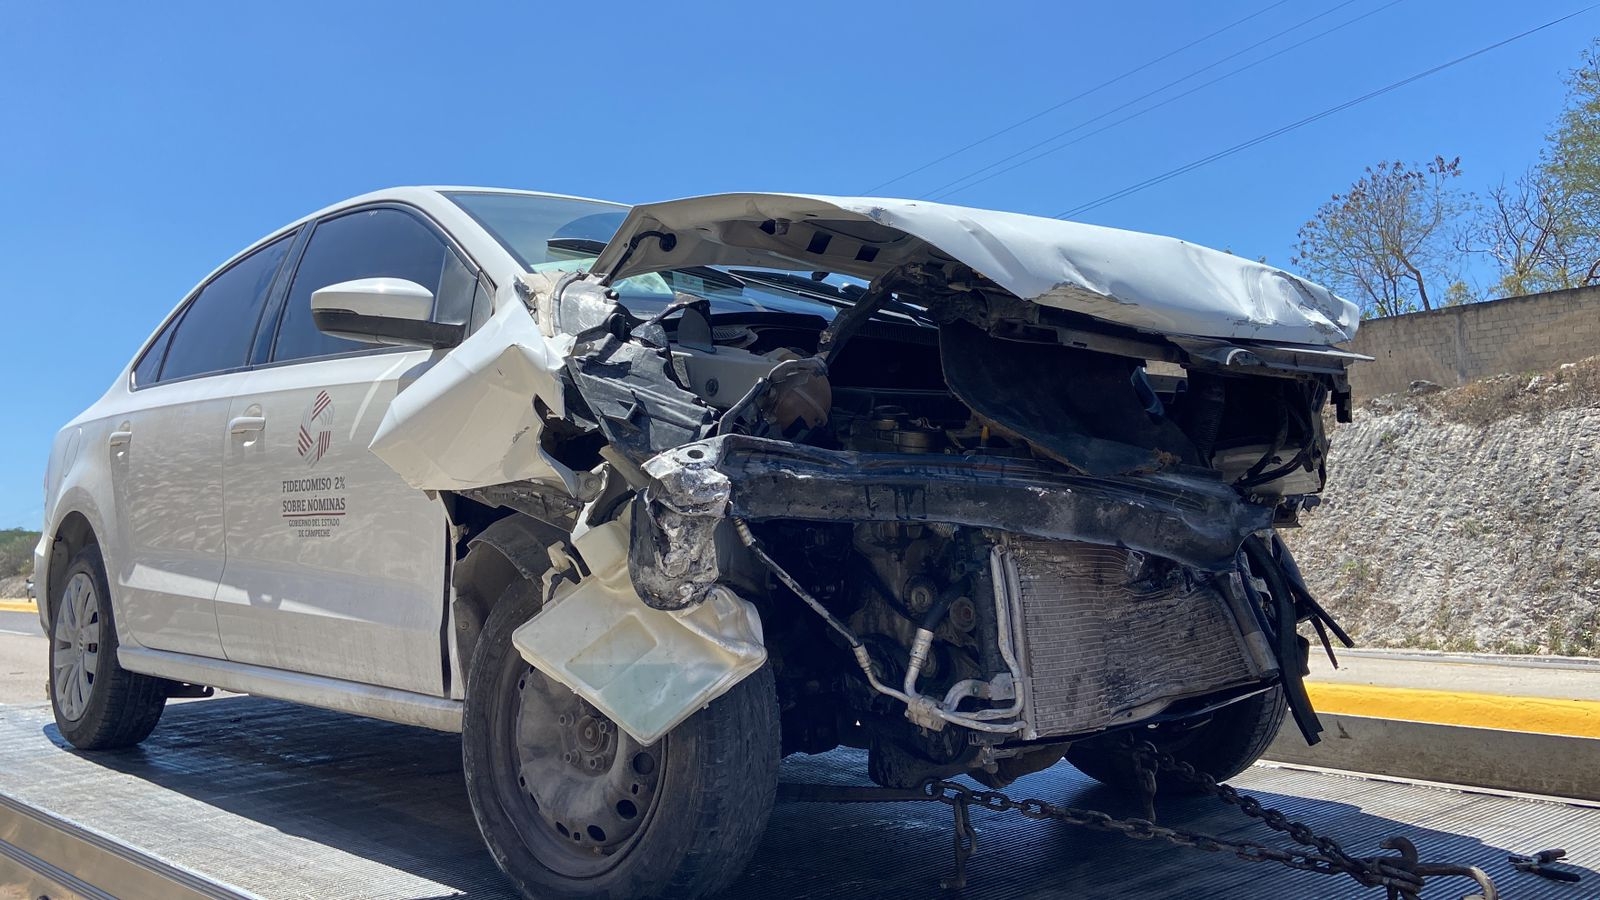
36,186,1361,899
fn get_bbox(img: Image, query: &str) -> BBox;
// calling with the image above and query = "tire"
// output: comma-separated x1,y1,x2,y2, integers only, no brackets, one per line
49,545,167,749
1066,686,1287,795
463,578,779,900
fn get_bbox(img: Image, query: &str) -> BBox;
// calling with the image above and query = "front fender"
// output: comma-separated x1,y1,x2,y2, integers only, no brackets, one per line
368,297,581,495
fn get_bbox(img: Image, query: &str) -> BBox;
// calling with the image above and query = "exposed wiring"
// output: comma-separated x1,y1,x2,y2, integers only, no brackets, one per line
733,518,1024,734
1240,538,1324,745
733,518,861,649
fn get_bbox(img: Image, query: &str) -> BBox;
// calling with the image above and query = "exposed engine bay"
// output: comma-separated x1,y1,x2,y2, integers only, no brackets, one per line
375,193,1365,790
513,268,1349,787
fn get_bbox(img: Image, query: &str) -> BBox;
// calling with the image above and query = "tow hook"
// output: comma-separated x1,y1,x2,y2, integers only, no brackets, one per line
1509,848,1583,883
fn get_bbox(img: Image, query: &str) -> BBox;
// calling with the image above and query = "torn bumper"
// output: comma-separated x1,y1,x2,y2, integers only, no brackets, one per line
628,434,1274,610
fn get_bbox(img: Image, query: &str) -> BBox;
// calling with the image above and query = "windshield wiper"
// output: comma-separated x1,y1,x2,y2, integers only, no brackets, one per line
546,239,746,290
727,269,934,327
726,269,856,300
547,237,609,255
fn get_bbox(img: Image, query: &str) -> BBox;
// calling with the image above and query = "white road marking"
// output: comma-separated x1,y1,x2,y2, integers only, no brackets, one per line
0,628,40,637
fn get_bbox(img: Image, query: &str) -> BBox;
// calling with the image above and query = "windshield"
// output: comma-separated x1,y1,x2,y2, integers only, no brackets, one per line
447,191,629,268
448,190,852,319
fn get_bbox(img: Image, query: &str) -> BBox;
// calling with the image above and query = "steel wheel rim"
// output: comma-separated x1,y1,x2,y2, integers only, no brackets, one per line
52,572,100,721
499,663,667,878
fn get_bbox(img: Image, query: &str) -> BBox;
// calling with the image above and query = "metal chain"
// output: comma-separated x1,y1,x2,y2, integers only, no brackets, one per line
905,739,1499,898
919,777,1354,890
1130,741,1497,899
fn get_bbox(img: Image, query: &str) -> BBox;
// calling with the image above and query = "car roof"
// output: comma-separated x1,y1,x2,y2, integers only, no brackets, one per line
138,187,629,368
283,185,628,235
204,185,629,293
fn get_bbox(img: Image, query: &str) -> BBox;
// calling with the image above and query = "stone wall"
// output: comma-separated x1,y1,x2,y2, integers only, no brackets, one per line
1346,285,1600,400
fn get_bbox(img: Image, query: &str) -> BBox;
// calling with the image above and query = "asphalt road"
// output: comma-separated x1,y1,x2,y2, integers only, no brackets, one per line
0,609,42,637
0,608,47,706
0,605,236,712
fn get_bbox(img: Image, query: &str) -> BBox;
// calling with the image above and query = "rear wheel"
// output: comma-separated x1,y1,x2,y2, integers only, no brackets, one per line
463,578,779,900
1066,686,1287,795
49,545,167,749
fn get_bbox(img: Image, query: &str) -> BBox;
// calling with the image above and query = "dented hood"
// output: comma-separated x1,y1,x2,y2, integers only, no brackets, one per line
592,193,1358,345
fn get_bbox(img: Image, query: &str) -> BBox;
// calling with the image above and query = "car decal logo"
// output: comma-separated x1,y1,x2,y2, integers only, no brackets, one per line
297,390,334,467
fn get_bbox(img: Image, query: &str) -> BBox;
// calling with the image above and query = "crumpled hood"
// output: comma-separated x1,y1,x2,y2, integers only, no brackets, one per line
591,193,1358,346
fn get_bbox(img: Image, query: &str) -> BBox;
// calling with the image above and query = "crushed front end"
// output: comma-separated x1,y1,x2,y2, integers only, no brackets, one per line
622,321,1353,785
378,193,1364,789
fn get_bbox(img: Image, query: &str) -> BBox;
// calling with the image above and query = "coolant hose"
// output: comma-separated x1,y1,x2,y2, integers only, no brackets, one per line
1243,536,1324,746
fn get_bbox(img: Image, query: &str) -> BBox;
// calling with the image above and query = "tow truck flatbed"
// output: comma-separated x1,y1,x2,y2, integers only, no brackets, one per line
2,695,1597,899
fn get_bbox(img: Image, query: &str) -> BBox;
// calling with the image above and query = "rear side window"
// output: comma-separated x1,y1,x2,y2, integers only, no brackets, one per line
158,234,294,383
272,207,468,363
130,321,174,388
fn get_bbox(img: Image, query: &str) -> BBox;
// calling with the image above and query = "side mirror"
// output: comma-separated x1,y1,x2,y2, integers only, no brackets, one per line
311,278,465,349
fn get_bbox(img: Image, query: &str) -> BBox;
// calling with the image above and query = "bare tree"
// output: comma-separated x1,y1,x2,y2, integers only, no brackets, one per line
1292,156,1470,317
1469,170,1585,297
1465,42,1600,297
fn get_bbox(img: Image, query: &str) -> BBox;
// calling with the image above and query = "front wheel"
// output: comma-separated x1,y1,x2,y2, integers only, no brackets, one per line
1066,686,1287,795
463,579,779,900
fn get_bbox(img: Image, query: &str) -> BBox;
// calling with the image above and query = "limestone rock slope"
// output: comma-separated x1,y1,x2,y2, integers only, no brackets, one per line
1284,358,1600,655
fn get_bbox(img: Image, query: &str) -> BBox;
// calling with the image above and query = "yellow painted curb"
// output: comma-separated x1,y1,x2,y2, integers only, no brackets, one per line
0,598,36,613
1305,682,1600,739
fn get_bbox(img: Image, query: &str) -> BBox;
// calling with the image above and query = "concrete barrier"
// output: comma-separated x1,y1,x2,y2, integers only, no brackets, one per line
1264,713,1600,802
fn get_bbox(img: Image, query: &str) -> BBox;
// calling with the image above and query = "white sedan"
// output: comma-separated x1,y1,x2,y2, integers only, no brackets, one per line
37,186,1360,898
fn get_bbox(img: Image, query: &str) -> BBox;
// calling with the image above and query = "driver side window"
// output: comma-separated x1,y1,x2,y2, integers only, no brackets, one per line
271,207,470,364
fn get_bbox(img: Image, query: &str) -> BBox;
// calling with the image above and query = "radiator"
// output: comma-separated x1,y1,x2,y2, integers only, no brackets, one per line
996,537,1261,740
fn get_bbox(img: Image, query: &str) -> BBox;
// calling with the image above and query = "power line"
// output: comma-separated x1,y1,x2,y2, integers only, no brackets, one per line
918,0,1373,200
928,0,1403,202
1055,5,1600,219
857,0,1293,194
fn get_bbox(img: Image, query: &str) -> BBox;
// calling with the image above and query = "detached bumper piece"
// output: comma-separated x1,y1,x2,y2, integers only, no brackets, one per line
512,517,766,746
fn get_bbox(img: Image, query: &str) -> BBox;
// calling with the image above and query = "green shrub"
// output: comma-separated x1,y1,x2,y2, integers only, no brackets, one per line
0,529,40,577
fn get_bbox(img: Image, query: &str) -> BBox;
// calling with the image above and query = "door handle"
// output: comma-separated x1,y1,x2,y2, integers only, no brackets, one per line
108,430,133,448
228,416,267,436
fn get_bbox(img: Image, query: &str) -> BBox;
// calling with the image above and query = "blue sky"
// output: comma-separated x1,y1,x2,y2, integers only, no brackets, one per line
0,1,1594,529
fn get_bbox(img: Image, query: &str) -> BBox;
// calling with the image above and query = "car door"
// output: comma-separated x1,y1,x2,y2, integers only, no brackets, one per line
109,232,296,657
217,206,479,695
